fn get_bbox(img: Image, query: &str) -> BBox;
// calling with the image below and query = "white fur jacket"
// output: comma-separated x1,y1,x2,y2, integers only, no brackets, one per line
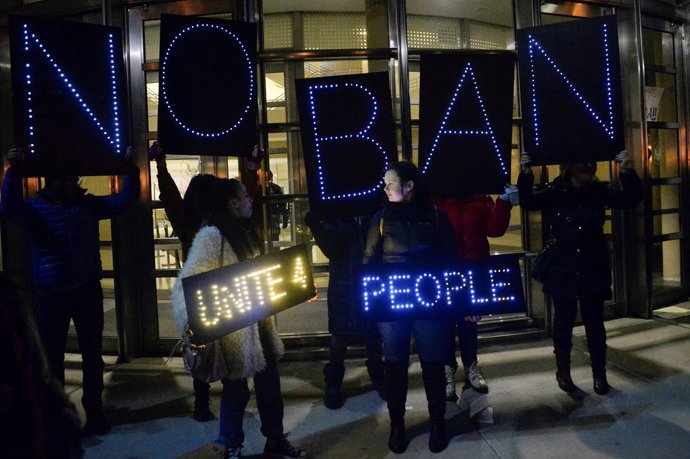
171,226,284,379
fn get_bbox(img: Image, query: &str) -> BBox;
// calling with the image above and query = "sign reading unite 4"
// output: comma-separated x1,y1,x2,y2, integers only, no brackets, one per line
182,245,316,344
355,255,525,322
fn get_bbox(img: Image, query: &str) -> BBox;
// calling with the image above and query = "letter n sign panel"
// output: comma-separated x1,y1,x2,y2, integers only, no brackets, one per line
295,72,398,217
517,16,624,165
9,16,130,177
157,15,257,157
419,52,515,197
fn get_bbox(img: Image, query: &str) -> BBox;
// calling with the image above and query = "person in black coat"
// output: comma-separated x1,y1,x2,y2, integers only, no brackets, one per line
305,213,385,409
518,151,642,395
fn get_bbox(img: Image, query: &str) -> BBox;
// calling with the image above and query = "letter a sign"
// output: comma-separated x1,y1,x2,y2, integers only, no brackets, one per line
296,73,398,217
9,16,131,176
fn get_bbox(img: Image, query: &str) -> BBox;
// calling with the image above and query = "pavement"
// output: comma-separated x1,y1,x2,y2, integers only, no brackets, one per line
63,316,690,458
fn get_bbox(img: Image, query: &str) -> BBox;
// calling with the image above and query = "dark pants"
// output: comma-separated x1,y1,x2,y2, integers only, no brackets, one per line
443,320,478,369
34,280,105,414
218,359,284,448
552,296,607,372
329,328,383,365
378,319,446,364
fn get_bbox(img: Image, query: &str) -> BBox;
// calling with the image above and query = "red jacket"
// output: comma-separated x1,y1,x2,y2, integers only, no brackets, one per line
430,195,511,260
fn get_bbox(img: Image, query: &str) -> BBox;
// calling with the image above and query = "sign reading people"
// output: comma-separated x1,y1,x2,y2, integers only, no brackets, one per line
182,245,316,345
354,255,525,322
418,52,515,197
157,15,257,157
517,16,624,165
295,72,398,217
9,16,130,176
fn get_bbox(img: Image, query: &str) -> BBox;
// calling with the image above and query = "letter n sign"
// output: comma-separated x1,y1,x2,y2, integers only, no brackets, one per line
517,16,624,165
295,72,398,217
157,15,257,157
9,15,130,177
418,52,515,197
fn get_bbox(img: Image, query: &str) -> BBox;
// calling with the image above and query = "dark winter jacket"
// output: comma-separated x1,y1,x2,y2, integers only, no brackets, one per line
430,195,512,260
307,215,371,335
363,201,456,265
518,170,642,299
1,166,139,292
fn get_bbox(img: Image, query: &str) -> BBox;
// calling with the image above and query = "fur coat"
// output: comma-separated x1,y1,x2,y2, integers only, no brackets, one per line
171,226,284,379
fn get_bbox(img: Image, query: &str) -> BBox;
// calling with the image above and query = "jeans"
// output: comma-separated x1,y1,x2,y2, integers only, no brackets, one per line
552,296,606,370
329,328,383,366
378,319,446,363
443,320,478,369
218,359,284,448
34,280,105,414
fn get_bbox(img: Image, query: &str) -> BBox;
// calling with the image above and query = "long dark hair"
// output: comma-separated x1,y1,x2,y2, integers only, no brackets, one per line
183,174,227,239
385,160,429,203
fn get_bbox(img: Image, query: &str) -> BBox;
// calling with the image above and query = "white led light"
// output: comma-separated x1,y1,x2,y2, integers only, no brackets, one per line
421,63,508,178
22,26,122,156
160,22,254,138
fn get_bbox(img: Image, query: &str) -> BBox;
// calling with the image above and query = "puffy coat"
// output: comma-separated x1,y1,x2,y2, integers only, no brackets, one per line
0,166,139,291
171,226,284,380
363,201,455,265
430,195,511,260
307,216,372,335
518,170,643,299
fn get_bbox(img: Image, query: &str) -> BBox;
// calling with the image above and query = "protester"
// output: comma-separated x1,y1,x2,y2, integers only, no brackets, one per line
363,161,455,454
517,151,642,394
266,170,289,241
305,212,385,409
171,176,309,459
431,185,518,399
1,145,140,435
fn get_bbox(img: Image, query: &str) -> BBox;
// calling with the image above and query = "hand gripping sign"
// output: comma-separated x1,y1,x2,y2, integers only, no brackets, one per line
182,245,316,345
295,72,398,217
354,255,526,322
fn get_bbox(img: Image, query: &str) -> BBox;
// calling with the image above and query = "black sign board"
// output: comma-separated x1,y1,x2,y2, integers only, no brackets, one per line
157,15,257,157
9,15,130,176
419,52,515,197
517,16,624,165
354,255,525,322
182,245,316,344
295,72,398,217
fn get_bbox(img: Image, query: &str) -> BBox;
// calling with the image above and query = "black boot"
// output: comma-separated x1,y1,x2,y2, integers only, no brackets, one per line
385,361,408,454
193,378,214,422
590,344,609,395
366,359,387,401
323,363,345,409
554,348,576,393
421,361,447,453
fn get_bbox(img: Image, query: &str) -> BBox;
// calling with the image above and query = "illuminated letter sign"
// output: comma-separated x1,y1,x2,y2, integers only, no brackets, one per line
9,15,130,176
182,245,316,344
517,16,623,165
355,255,525,322
157,15,257,157
296,72,398,217
418,53,515,197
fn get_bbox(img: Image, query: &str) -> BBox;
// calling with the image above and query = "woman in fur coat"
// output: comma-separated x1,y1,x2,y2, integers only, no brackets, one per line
171,176,308,459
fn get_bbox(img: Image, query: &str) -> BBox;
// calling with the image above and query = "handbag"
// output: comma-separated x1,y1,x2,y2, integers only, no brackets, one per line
530,212,575,284
169,335,229,383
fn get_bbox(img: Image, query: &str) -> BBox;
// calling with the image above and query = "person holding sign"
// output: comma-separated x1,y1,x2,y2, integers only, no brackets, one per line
305,212,385,409
1,145,140,436
518,151,642,395
431,185,518,400
171,177,308,459
363,161,455,454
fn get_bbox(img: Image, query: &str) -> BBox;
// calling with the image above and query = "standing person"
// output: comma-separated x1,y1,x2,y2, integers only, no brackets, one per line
0,145,140,435
431,186,518,400
171,177,309,459
517,151,642,395
266,170,289,241
304,212,385,409
363,161,455,454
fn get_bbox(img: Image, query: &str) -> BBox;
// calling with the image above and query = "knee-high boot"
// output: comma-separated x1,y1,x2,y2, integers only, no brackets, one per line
323,362,345,409
589,344,609,395
554,347,576,393
421,361,447,453
385,361,408,454
366,359,387,401
193,377,214,422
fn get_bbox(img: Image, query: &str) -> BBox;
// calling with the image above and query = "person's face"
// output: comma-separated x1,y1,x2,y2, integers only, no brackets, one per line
227,183,253,218
384,170,413,203
49,178,80,200
570,164,594,188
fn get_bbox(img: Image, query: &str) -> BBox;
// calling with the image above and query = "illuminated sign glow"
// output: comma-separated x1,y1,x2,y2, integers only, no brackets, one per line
421,62,508,178
355,255,525,322
182,245,316,344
